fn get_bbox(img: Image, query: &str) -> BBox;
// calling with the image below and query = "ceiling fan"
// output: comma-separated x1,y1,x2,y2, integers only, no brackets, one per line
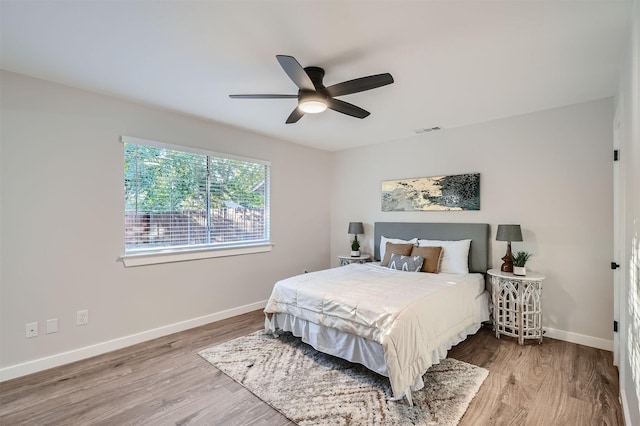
229,55,394,124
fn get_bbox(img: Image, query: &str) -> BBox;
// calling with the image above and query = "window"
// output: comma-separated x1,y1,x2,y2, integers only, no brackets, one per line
121,136,270,266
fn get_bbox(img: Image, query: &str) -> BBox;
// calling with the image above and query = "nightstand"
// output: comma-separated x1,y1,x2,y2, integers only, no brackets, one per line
487,269,545,345
338,254,371,266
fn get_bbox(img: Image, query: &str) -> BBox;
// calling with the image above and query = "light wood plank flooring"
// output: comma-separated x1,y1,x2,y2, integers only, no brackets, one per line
0,310,623,425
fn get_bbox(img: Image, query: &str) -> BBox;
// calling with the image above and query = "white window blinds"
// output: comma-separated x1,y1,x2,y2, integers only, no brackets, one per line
123,137,270,255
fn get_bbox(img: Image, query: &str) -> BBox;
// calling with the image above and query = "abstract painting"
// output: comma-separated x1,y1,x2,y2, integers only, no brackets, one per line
382,173,480,211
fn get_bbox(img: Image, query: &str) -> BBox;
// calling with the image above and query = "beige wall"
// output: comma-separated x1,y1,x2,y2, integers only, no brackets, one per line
0,71,332,375
331,98,614,347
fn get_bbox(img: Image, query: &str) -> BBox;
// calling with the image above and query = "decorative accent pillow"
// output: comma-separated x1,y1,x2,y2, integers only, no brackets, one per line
381,242,415,266
387,253,425,272
410,246,443,273
417,239,472,274
379,236,418,261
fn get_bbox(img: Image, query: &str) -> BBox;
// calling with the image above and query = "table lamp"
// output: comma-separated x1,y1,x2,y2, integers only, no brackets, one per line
496,224,523,273
348,222,364,256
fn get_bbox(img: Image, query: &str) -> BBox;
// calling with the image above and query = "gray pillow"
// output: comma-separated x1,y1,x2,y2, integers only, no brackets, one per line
387,253,424,272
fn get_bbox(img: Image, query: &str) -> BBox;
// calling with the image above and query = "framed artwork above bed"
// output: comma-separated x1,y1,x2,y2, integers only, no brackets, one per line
381,173,480,211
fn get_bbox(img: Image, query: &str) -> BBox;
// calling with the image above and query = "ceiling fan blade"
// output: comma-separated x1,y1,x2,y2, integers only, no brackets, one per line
326,73,394,97
276,55,315,91
285,107,305,124
326,98,370,119
229,94,297,99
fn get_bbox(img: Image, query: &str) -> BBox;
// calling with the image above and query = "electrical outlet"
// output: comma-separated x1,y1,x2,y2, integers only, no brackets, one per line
76,310,89,326
26,322,38,338
46,318,58,334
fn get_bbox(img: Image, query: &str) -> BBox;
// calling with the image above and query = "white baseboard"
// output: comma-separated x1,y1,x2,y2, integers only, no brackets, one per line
544,327,613,351
0,300,268,382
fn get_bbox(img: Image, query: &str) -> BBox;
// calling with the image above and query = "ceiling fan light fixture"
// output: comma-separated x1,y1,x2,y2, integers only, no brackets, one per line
299,100,327,113
298,92,328,113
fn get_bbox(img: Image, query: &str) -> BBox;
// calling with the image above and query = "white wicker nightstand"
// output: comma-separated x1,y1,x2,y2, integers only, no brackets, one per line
338,254,371,266
487,269,545,345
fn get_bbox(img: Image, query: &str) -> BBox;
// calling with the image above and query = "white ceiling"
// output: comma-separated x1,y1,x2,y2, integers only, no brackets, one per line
0,1,633,151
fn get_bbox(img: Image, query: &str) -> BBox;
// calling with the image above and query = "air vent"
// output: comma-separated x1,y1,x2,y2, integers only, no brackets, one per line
415,127,442,134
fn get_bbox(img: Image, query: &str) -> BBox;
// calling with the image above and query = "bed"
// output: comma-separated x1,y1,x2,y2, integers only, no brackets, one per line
264,222,490,405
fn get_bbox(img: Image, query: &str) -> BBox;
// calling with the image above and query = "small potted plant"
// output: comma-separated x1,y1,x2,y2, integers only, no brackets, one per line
351,238,361,257
512,251,532,276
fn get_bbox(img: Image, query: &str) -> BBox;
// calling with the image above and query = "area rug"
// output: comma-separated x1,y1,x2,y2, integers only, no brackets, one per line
199,331,487,425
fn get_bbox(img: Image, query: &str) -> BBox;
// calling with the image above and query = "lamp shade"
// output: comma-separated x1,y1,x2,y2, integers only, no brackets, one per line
496,224,523,242
348,222,364,235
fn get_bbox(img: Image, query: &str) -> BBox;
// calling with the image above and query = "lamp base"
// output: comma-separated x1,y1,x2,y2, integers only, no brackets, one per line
500,243,514,273
501,258,514,273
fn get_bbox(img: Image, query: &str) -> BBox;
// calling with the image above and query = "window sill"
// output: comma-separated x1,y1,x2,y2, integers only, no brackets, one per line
120,243,273,267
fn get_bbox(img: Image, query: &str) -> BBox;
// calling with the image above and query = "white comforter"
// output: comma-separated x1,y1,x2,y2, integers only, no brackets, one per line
264,263,484,401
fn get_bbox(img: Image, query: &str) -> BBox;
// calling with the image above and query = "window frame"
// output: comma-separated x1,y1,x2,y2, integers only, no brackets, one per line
120,136,272,267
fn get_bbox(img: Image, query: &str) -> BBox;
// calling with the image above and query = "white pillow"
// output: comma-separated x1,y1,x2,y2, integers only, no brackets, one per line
380,236,417,261
417,239,471,274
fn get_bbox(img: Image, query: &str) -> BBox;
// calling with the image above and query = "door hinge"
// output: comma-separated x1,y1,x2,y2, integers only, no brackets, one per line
614,149,619,161
611,261,620,270
614,320,618,332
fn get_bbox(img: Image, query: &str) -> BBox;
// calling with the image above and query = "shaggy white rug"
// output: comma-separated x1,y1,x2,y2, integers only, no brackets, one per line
199,331,487,425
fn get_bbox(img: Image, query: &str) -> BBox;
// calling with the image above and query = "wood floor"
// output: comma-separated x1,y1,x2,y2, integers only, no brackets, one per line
0,310,623,425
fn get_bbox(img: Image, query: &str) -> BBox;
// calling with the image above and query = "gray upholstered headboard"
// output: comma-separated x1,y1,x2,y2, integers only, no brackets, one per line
374,222,490,273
